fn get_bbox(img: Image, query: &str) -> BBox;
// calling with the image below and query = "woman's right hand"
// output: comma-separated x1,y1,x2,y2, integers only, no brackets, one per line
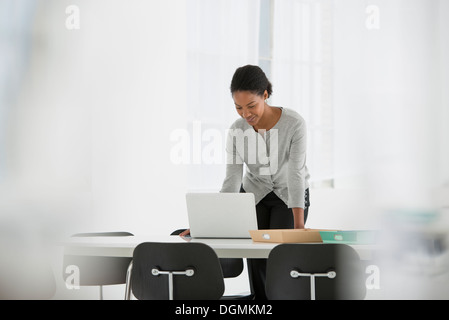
179,229,191,237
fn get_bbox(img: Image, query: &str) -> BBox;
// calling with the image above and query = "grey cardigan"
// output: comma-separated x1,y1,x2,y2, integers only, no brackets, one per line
220,107,310,208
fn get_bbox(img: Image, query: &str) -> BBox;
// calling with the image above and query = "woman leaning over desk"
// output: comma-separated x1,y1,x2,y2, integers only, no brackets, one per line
223,65,310,300
181,65,310,300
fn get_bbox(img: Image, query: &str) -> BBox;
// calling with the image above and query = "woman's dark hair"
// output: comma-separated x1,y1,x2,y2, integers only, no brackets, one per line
230,65,273,98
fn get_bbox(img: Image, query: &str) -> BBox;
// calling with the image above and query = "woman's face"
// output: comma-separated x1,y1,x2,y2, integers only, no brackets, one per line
233,90,268,127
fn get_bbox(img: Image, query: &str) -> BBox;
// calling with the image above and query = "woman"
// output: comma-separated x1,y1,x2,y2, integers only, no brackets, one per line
221,64,310,230
224,64,310,300
181,65,310,299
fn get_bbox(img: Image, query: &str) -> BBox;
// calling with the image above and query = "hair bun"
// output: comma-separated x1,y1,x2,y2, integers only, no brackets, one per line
230,65,273,98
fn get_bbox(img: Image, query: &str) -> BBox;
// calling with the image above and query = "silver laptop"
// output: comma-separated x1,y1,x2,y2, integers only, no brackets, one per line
185,193,258,239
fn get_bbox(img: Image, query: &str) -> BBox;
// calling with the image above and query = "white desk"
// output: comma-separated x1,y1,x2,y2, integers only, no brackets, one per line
63,234,376,260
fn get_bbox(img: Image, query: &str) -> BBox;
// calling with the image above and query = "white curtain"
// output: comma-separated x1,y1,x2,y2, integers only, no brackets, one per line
271,0,334,186
185,0,261,191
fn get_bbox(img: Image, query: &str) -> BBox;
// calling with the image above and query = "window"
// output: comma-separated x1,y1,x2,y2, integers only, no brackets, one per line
269,0,335,188
183,0,335,191
258,0,273,80
184,0,261,191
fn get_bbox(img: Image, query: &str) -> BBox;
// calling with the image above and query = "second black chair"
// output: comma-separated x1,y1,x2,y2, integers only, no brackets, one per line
266,243,366,300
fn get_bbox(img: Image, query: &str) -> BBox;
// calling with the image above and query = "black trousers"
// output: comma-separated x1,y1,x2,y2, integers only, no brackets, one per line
240,186,310,300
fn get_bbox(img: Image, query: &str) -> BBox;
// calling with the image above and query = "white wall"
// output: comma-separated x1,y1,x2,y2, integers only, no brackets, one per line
332,0,446,210
6,0,189,237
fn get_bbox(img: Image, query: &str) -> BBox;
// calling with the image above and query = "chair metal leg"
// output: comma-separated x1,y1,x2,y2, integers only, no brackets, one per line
290,270,336,300
168,272,174,300
100,285,103,300
152,268,195,300
125,260,133,300
126,264,195,300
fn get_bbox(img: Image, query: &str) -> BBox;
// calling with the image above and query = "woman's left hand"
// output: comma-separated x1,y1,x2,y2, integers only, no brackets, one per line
292,208,305,229
179,229,191,237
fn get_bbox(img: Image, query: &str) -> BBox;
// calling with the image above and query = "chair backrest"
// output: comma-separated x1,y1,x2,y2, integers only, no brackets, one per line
131,242,225,300
63,231,134,286
170,229,244,278
217,258,244,278
266,243,366,300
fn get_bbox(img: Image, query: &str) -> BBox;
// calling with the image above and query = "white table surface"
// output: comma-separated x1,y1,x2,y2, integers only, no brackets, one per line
63,234,376,260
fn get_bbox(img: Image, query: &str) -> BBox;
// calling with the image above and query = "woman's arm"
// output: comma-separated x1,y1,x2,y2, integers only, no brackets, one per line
287,120,308,209
220,128,244,192
287,119,307,229
292,207,305,229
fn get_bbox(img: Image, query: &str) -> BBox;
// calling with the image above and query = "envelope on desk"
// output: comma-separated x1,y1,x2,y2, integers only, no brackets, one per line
249,229,338,243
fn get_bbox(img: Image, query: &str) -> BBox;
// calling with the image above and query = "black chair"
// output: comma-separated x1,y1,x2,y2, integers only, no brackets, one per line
266,243,366,300
127,242,225,300
62,231,134,299
170,229,253,300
